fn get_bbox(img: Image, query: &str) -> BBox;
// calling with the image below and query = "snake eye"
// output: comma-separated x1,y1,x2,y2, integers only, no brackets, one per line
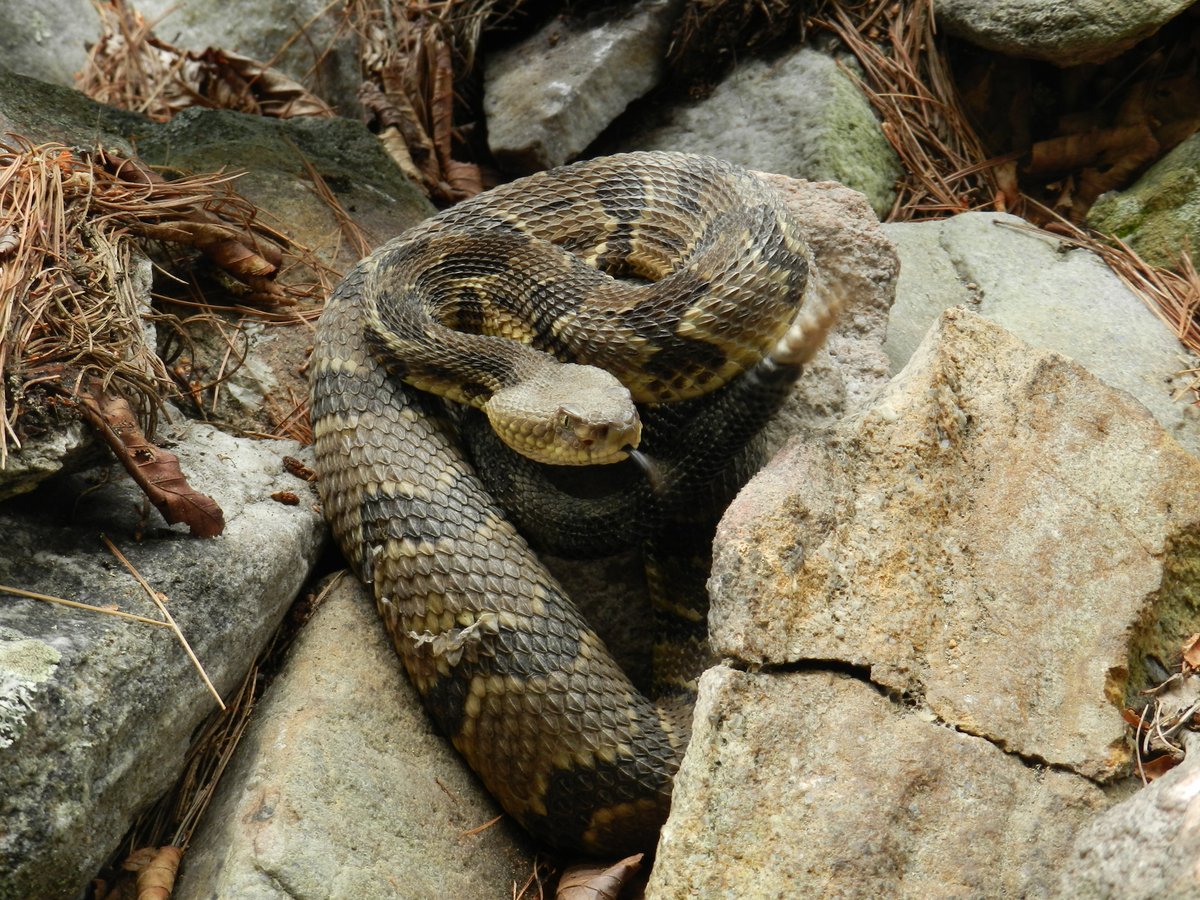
557,405,582,432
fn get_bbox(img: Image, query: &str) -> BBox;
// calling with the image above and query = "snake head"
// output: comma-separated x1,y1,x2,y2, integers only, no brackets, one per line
486,363,641,466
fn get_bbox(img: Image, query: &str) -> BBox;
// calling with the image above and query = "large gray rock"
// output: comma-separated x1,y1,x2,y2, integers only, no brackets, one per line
647,666,1110,899
0,424,325,900
175,576,535,899
883,212,1200,457
484,0,683,172
936,0,1194,66
660,308,1200,894
619,47,900,218
0,0,100,88
0,64,146,153
1089,131,1200,271
1055,732,1200,899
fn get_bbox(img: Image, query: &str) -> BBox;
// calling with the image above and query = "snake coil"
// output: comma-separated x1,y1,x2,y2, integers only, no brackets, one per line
309,152,834,854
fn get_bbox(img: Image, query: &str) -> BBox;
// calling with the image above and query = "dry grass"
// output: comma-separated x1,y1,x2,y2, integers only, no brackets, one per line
0,138,305,465
79,0,336,121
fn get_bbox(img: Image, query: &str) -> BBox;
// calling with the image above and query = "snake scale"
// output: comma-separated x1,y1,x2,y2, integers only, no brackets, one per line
309,152,840,855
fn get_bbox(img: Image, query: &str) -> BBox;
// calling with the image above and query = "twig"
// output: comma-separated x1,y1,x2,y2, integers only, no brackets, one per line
0,583,172,628
102,533,226,710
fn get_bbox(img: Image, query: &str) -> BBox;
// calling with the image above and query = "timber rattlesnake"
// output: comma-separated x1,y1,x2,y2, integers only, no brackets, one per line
309,152,839,854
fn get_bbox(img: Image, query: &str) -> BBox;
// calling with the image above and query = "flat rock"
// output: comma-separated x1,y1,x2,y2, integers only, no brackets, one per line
175,575,535,899
616,46,900,217
484,0,683,173
1089,131,1200,272
710,308,1200,782
0,423,325,900
936,0,1194,66
647,666,1110,899
883,212,1200,457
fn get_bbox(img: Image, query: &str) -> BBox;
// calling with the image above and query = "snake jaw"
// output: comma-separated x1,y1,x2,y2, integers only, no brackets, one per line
556,403,642,465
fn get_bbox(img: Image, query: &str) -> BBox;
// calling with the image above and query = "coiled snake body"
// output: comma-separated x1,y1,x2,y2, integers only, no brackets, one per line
310,152,835,854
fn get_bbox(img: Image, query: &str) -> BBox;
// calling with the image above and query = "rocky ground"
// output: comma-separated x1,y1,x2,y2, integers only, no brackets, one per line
1,1,1199,898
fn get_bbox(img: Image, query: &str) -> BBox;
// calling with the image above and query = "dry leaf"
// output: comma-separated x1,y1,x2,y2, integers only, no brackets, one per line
1181,633,1200,672
133,845,183,900
556,854,643,900
78,383,225,538
1141,754,1182,781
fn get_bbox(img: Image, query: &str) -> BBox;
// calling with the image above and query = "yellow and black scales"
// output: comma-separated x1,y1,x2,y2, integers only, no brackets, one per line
309,152,838,854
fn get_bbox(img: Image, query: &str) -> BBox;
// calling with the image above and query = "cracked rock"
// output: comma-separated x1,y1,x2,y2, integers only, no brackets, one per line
647,665,1110,899
712,308,1200,781
671,308,1200,895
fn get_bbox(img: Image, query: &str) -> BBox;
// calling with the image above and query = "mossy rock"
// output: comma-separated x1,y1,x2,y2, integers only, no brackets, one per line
1088,132,1200,270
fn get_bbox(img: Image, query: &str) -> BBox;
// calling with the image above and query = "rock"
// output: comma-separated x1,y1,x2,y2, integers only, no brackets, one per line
616,47,901,217
936,0,1194,67
174,575,535,899
1088,131,1200,271
756,177,898,444
133,0,362,115
484,0,683,173
0,419,96,503
0,424,325,900
647,666,1110,899
883,212,1200,457
0,64,147,152
136,107,433,267
710,308,1200,783
0,0,100,88
1054,732,1200,899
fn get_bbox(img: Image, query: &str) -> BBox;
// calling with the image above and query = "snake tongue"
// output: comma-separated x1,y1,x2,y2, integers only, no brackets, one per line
627,448,665,493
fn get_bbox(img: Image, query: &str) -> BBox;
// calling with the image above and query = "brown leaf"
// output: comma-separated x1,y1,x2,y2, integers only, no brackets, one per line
78,383,225,538
198,48,336,119
1142,754,1182,781
1181,633,1200,671
134,846,183,900
556,854,644,900
1122,707,1148,729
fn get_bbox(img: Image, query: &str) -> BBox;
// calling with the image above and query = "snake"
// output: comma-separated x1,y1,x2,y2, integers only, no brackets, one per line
309,151,840,855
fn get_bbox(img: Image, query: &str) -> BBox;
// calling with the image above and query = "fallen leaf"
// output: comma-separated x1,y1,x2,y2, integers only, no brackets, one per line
556,854,643,900
1141,754,1182,781
78,383,225,538
1181,633,1200,671
131,845,183,900
282,455,317,482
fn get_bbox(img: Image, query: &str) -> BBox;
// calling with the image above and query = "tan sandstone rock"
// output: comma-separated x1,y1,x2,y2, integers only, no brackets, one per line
711,307,1200,781
652,308,1200,897
647,666,1110,899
